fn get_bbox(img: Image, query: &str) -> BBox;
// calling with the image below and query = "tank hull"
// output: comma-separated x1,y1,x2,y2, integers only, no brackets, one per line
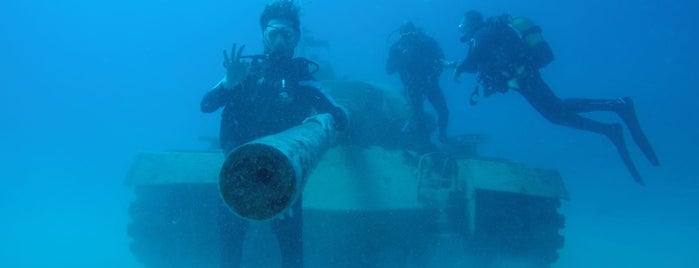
126,145,566,267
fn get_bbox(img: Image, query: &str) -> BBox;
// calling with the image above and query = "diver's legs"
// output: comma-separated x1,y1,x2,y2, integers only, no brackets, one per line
559,98,624,112
402,86,437,152
549,114,644,185
219,206,250,268
406,86,425,124
270,198,303,268
517,75,644,184
560,97,659,166
538,111,644,185
401,86,427,135
425,84,450,142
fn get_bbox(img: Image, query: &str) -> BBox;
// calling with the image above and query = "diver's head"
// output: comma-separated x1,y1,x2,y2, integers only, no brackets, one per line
260,1,300,60
459,10,484,42
399,21,418,37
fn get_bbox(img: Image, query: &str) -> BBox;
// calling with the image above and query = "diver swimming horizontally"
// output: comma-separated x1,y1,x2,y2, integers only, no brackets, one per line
453,10,659,185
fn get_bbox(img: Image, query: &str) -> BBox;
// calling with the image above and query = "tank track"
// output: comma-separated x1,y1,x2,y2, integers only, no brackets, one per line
470,189,565,267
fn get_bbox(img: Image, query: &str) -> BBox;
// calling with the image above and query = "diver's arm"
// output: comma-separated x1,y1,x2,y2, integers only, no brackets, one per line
301,81,348,130
427,37,449,69
201,44,249,113
456,56,477,74
431,38,458,70
456,28,495,74
458,41,480,74
454,43,478,83
200,80,234,113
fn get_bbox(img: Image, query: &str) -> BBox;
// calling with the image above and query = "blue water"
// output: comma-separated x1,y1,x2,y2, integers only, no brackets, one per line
2,0,698,267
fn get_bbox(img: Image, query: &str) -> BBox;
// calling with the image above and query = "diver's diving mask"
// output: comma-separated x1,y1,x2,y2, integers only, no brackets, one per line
263,23,298,44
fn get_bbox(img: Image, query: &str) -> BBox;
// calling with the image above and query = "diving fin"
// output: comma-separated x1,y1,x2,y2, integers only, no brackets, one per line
616,97,660,166
607,123,645,185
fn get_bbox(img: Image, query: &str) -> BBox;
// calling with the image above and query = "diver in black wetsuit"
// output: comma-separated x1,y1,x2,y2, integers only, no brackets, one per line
200,1,347,267
387,22,453,147
453,10,659,185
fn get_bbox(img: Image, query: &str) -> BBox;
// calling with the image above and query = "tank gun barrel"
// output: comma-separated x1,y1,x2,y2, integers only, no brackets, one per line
218,113,338,220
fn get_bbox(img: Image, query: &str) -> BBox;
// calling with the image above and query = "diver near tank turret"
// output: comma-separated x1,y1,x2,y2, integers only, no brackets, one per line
387,21,455,149
454,10,659,185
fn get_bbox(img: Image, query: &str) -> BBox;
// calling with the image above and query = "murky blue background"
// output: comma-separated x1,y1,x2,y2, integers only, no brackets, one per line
2,0,697,267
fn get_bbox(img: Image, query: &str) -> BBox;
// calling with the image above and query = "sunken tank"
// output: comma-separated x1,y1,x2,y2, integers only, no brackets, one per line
125,80,569,268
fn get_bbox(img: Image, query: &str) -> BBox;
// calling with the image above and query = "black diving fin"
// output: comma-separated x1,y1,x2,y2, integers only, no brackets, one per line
616,97,660,166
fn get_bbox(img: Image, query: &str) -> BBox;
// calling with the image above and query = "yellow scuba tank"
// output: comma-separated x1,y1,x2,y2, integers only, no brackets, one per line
507,15,554,69
510,16,545,46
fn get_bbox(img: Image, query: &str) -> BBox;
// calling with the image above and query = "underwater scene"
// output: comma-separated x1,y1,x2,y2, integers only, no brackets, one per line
2,0,698,267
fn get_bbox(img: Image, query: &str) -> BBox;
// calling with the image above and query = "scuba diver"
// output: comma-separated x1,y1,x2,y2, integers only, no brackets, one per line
387,21,455,149
200,1,347,267
453,10,659,185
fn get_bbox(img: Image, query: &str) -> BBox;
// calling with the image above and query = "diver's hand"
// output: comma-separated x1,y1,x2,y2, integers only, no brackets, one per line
222,43,249,90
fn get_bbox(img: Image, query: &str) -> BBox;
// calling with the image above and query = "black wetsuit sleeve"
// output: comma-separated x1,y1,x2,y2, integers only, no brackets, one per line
200,81,234,113
302,80,348,130
458,27,496,74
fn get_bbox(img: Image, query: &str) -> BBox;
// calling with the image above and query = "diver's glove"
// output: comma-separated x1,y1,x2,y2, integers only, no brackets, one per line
221,43,250,90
